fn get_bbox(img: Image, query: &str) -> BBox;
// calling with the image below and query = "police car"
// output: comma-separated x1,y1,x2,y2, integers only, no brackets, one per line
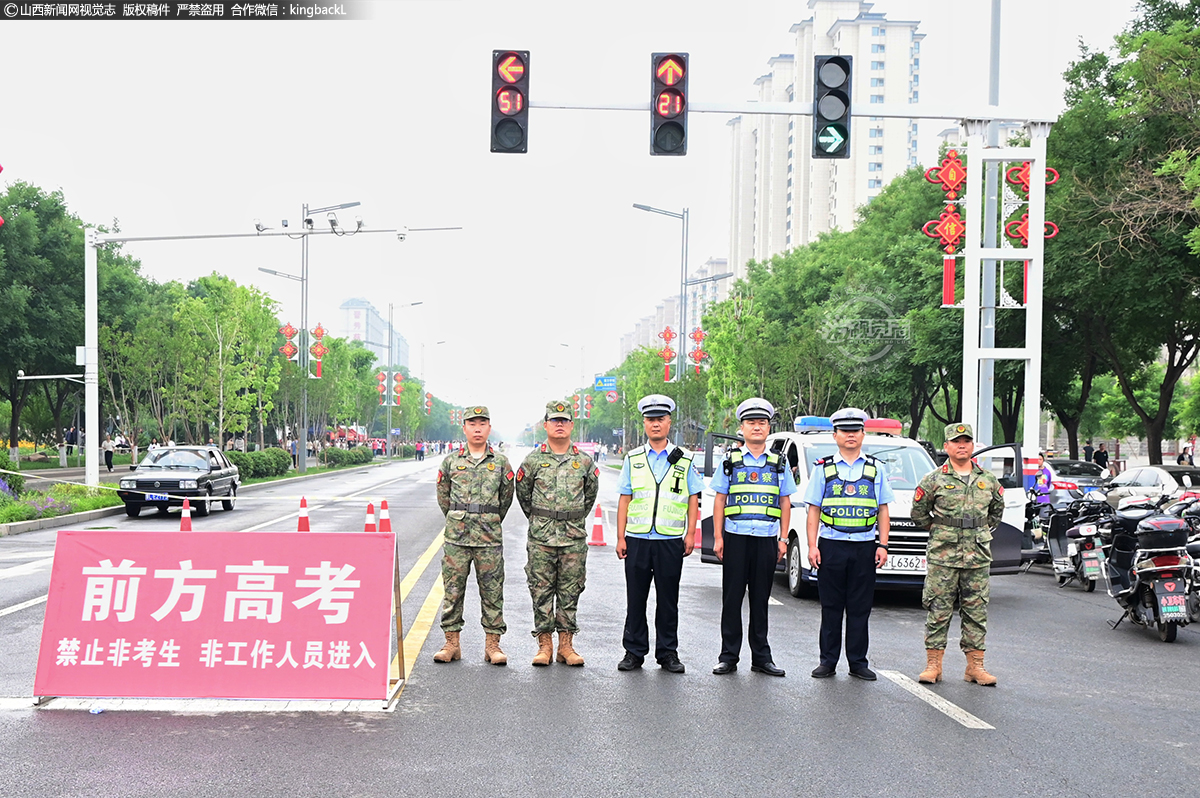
699,415,1027,593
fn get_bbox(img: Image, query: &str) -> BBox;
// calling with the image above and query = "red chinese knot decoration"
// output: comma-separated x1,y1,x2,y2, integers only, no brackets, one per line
278,322,298,339
922,206,966,255
279,340,298,359
924,150,967,199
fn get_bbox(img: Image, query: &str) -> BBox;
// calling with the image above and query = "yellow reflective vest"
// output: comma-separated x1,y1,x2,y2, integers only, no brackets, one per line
626,445,693,536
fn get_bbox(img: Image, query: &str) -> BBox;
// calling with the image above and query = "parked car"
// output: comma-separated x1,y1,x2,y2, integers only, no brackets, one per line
1044,459,1109,505
1102,465,1200,509
117,446,240,518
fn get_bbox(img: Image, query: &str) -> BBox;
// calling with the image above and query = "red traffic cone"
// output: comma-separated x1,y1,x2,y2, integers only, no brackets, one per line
379,499,392,533
179,498,192,532
364,502,376,532
587,504,607,546
297,496,310,532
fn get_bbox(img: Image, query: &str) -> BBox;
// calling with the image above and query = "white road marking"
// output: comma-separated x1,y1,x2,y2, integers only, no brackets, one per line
0,594,48,618
0,697,35,710
768,597,783,606
0,558,54,580
0,551,51,561
240,473,417,532
879,670,995,729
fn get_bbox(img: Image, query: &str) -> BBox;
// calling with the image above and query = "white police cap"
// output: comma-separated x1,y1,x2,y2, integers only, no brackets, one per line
638,394,676,418
830,407,868,430
736,397,775,422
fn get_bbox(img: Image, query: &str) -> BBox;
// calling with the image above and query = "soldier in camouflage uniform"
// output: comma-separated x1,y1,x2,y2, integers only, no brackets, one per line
434,405,515,666
515,400,600,667
910,422,1006,686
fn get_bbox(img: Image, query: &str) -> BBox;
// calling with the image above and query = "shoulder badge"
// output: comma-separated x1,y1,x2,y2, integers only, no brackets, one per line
539,443,547,452
998,485,1004,496
913,485,925,501
571,445,579,454
594,467,600,477
516,466,525,482
437,471,443,485
506,470,514,480
941,463,950,474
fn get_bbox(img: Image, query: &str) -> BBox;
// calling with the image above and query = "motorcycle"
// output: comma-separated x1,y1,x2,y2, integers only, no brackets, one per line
1103,513,1200,642
1060,496,1114,592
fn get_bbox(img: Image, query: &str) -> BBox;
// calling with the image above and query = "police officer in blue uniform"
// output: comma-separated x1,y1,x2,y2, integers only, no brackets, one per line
803,407,893,680
616,394,706,674
711,398,797,677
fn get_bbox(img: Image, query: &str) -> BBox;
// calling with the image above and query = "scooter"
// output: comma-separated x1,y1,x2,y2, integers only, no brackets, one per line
1061,497,1113,592
1103,514,1200,642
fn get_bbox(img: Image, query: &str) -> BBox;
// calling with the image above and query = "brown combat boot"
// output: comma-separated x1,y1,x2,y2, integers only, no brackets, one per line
532,633,554,666
556,631,585,666
917,649,944,684
432,631,461,663
963,650,997,686
484,633,508,666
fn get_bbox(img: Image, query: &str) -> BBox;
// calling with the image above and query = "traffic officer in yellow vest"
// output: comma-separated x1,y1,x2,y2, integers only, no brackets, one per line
803,407,893,680
711,398,797,677
615,394,705,673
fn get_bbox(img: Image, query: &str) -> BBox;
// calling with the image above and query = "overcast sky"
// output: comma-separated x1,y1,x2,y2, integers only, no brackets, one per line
0,0,1137,439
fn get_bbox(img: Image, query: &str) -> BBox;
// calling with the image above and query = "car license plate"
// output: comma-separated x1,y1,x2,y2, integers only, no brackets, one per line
1082,553,1102,579
885,555,926,572
146,493,169,502
1082,486,1099,493
1154,579,1188,619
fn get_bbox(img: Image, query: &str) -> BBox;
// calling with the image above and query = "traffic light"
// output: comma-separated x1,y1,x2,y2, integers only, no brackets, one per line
425,392,433,416
376,372,388,406
392,373,404,405
491,50,529,153
572,394,581,419
813,55,852,159
650,53,688,156
584,394,593,420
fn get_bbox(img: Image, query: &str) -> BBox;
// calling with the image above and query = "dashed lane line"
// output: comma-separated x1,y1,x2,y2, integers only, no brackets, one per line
240,473,424,532
879,669,995,729
0,594,48,618
0,557,54,581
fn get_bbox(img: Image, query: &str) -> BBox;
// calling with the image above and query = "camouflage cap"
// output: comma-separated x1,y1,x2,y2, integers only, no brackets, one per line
945,422,973,440
463,405,490,421
545,400,573,422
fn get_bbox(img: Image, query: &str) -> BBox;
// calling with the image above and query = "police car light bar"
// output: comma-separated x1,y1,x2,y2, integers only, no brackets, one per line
864,418,903,435
795,416,834,433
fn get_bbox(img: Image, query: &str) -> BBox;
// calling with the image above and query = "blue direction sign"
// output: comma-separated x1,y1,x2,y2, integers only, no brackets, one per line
594,376,617,390
391,428,403,435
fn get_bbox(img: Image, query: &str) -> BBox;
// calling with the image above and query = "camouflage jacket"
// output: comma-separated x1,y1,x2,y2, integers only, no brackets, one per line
911,461,1005,568
436,446,515,547
515,443,600,546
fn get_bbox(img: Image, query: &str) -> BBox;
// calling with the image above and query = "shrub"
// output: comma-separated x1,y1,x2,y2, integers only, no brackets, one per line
322,446,375,468
0,449,24,495
227,448,291,479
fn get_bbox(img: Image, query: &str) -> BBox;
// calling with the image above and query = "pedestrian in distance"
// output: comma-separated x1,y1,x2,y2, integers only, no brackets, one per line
1093,443,1110,474
516,400,600,666
711,398,796,677
433,406,515,666
1083,440,1094,463
803,407,893,681
910,422,1005,686
615,394,704,674
101,434,116,473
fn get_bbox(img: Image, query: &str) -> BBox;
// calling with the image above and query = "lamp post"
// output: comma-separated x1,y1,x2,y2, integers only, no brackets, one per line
386,301,422,461
632,203,688,383
559,342,586,391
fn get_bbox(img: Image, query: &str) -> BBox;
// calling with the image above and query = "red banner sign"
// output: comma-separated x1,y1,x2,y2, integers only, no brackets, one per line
35,531,395,700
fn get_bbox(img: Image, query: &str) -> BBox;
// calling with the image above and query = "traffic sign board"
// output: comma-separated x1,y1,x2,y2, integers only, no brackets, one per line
391,428,402,435
606,391,619,403
594,376,617,390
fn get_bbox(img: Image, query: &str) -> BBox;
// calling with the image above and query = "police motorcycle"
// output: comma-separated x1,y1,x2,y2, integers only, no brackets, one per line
1103,505,1200,642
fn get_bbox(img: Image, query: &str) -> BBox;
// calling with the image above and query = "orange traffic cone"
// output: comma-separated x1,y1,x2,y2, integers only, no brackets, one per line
379,499,392,533
297,497,310,532
364,502,376,532
179,498,192,532
587,505,606,546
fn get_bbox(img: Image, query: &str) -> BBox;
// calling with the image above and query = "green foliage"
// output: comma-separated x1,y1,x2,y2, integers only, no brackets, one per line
321,446,375,467
0,449,25,495
226,448,290,479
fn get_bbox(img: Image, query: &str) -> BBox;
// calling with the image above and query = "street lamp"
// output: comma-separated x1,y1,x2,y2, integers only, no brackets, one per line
559,342,586,390
632,203,688,384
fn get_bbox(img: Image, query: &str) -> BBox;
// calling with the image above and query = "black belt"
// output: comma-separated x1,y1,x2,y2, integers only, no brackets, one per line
450,502,500,514
932,515,985,529
531,508,589,521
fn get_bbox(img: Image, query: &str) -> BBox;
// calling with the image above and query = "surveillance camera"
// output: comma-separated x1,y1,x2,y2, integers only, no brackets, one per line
254,219,267,233
397,226,409,242
303,217,314,229
281,219,288,228
16,369,24,378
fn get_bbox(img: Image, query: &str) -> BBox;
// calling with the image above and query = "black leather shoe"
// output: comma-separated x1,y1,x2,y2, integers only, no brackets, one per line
617,653,643,671
712,661,737,675
810,663,836,678
850,666,878,681
658,655,686,674
751,661,786,677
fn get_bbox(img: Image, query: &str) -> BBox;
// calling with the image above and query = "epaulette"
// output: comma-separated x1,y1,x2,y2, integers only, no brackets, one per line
571,445,579,455
539,443,547,453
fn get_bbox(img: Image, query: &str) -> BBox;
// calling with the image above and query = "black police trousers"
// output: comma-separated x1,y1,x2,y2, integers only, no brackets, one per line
622,536,684,661
719,532,778,666
817,537,876,669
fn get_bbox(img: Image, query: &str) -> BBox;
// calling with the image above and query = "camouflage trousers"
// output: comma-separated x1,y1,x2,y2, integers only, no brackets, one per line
440,542,506,635
923,563,989,651
525,539,588,636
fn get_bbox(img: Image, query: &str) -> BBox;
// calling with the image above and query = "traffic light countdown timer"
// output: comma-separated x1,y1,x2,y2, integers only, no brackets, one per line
650,53,688,156
812,55,852,159
491,50,530,153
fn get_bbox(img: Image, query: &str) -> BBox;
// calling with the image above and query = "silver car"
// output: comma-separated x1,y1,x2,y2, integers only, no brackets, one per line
1103,465,1200,509
1045,459,1109,505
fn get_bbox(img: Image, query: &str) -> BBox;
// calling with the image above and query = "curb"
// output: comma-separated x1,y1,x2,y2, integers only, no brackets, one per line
0,458,416,538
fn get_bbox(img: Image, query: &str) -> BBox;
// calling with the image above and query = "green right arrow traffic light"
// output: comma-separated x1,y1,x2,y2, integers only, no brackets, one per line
812,55,852,159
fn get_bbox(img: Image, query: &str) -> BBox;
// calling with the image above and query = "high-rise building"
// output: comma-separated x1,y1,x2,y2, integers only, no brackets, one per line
339,298,411,369
619,257,733,362
729,0,924,278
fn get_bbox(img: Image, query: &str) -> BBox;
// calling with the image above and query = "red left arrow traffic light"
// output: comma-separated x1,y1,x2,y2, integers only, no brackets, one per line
492,50,530,153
